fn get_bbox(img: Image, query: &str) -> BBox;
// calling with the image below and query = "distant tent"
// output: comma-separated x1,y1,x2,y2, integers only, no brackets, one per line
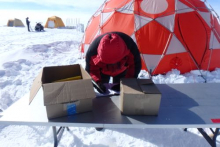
44,16,65,28
7,18,24,27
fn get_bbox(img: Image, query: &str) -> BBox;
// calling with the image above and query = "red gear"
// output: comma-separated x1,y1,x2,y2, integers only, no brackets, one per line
94,33,130,64
85,32,141,83
92,33,130,78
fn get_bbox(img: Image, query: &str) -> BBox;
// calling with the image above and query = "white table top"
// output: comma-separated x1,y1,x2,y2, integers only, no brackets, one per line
1,83,220,128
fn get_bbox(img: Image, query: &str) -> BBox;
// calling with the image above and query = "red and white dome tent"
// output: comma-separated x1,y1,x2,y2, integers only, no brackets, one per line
80,0,220,76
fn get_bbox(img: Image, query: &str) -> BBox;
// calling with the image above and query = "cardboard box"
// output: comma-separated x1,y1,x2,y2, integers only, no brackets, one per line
120,78,161,115
29,64,96,119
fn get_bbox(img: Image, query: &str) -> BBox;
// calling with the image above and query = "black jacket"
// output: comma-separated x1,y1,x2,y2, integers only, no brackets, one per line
26,18,30,25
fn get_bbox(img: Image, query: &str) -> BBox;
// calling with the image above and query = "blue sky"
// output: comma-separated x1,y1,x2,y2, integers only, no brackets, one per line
0,0,219,14
0,0,219,26
0,0,104,13
0,2,75,11
206,0,220,14
0,0,105,26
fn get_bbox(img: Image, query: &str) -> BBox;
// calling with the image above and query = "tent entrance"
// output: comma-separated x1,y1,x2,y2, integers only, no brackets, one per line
48,21,55,28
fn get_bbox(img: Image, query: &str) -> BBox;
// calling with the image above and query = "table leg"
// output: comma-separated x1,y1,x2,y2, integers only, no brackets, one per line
52,126,68,147
212,128,220,143
197,128,219,147
53,126,58,147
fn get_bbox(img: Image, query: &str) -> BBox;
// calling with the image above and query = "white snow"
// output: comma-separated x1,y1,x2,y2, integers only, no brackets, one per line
0,26,220,147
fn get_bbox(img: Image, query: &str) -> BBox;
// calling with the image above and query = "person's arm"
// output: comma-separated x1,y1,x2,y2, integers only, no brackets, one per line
85,36,108,93
85,34,106,83
87,56,101,82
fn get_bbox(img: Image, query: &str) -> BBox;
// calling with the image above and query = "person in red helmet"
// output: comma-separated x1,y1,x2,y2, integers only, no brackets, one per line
85,32,141,93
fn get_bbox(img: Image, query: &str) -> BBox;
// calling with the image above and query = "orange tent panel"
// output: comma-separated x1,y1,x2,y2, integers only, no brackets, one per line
101,12,134,36
84,15,101,44
201,49,220,71
135,21,171,55
153,53,197,75
177,12,208,65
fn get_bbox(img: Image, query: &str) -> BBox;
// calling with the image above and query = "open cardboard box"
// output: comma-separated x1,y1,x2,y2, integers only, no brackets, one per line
120,78,161,115
29,64,96,119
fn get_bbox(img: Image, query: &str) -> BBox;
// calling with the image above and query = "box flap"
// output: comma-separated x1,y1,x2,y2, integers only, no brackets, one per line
29,70,43,104
137,79,161,94
137,79,154,85
42,64,81,84
80,65,92,79
121,78,142,94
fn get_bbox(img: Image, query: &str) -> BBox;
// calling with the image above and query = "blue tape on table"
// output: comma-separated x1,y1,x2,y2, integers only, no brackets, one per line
66,103,77,115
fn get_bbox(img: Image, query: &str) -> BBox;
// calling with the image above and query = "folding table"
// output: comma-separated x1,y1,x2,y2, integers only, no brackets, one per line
0,83,220,147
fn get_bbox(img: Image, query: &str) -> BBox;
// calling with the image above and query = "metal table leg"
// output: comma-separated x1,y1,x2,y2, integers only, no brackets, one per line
197,128,219,147
184,128,219,147
53,126,58,147
52,126,70,147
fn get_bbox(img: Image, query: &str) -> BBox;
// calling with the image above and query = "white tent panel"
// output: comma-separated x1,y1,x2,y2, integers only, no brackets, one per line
156,14,175,32
135,14,153,30
176,1,194,14
140,0,168,14
101,12,114,26
83,44,90,55
166,35,186,54
116,0,134,14
210,31,220,49
131,33,137,43
142,54,162,72
82,35,85,43
198,11,211,27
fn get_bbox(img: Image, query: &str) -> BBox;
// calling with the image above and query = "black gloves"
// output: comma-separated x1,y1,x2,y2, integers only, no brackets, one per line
111,84,120,91
92,80,120,93
97,82,106,93
92,80,106,93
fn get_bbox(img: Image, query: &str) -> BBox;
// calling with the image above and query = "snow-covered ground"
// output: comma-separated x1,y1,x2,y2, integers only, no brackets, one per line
0,26,220,147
